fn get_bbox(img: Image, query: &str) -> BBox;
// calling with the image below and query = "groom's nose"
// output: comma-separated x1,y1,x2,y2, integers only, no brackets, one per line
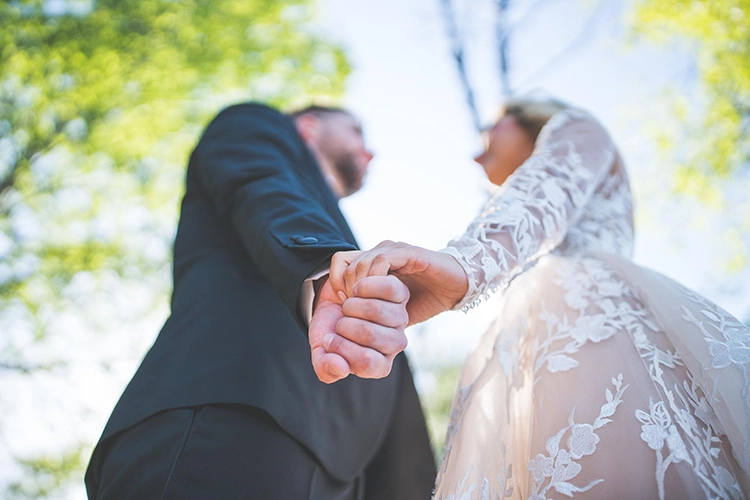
356,148,374,168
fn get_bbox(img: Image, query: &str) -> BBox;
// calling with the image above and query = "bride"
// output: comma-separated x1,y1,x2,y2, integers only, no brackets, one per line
326,98,750,499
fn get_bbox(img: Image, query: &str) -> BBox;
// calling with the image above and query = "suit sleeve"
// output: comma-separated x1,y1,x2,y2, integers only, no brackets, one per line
193,104,356,329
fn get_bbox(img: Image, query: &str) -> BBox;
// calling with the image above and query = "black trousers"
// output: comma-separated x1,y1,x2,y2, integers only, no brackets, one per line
85,376,436,500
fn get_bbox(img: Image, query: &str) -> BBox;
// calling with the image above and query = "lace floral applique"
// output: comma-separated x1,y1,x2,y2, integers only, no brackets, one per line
633,387,742,499
528,374,628,499
631,308,745,499
495,443,514,499
531,258,645,377
555,169,634,258
437,384,474,485
541,257,743,497
436,446,514,500
636,398,692,494
684,375,725,436
679,289,750,476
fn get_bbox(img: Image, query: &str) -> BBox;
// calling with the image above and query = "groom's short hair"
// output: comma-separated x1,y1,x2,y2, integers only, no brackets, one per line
287,105,351,119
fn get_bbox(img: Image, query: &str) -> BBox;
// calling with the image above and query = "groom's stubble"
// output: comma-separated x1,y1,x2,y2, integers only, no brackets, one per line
301,110,373,198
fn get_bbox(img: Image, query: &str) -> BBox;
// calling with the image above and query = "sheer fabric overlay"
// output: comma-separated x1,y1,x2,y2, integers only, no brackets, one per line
435,110,750,499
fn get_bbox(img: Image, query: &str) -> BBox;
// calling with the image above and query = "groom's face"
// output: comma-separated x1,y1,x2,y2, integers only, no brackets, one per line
309,112,374,197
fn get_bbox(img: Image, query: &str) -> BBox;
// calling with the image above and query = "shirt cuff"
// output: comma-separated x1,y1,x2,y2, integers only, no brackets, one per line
299,263,331,327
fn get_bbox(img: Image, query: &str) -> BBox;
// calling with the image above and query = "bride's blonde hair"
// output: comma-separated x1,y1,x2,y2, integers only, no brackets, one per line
500,96,570,141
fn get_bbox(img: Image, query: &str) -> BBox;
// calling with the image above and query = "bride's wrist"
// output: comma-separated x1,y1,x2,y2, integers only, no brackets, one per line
436,252,469,306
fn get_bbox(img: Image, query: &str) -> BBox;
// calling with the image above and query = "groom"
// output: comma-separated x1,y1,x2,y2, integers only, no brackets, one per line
84,103,436,499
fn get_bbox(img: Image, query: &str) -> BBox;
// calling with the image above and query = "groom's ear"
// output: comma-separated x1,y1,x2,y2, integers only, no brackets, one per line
294,114,322,145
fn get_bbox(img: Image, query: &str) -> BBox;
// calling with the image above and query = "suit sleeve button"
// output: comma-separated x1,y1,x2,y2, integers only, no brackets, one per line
291,235,319,245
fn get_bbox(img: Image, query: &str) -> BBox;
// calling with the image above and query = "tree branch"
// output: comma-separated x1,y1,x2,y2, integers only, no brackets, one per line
0,160,20,197
0,360,63,373
439,0,483,133
0,361,40,373
496,0,512,96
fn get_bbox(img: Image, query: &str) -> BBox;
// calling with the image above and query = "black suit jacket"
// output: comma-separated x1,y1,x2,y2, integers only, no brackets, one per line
97,103,406,481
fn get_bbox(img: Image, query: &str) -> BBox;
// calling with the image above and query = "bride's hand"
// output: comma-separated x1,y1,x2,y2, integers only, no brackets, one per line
330,241,469,325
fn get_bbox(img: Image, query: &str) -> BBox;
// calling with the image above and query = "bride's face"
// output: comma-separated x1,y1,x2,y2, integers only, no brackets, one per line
474,114,535,186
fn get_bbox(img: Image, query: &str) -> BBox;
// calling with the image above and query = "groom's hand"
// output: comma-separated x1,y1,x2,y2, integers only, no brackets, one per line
309,276,350,384
309,275,409,384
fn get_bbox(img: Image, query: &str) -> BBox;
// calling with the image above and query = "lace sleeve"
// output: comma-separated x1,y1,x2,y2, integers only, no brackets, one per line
441,110,616,310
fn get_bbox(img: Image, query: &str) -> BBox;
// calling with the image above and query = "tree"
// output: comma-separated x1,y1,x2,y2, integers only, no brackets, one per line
437,0,521,132
632,0,750,272
437,0,612,132
0,0,349,497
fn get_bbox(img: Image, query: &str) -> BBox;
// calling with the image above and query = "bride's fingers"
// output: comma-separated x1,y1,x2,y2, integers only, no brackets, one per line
348,247,420,294
361,254,392,284
339,241,398,296
343,250,393,295
329,250,362,299
343,254,369,296
351,275,410,305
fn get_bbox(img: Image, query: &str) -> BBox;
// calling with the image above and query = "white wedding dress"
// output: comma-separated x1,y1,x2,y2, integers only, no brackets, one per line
435,110,750,499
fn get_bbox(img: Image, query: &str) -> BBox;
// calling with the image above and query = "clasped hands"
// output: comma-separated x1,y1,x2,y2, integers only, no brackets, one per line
308,241,468,384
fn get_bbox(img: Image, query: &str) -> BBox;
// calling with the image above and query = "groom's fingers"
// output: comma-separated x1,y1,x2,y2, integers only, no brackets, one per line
308,290,352,384
342,297,408,329
333,277,409,357
310,345,351,384
336,317,408,356
322,333,393,379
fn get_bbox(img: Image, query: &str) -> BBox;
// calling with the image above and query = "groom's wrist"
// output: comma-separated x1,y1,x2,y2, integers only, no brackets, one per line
312,274,330,312
299,263,331,327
